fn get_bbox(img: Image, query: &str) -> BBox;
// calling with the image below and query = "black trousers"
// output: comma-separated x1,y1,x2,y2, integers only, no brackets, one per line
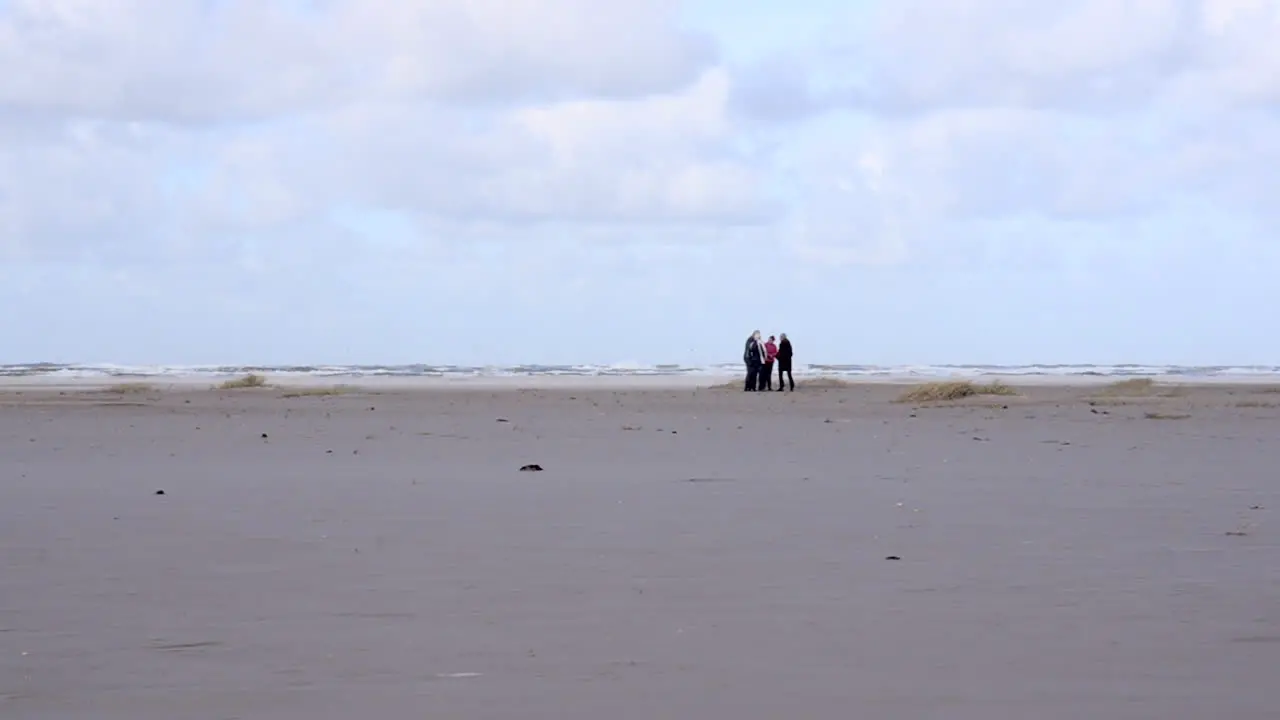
744,363,761,391
777,362,794,390
761,362,774,390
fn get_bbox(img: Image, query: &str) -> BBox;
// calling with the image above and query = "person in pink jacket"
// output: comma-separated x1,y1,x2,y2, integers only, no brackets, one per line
760,335,779,390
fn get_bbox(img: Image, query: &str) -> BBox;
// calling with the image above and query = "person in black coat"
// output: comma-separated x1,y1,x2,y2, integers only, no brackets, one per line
743,330,764,391
775,333,794,391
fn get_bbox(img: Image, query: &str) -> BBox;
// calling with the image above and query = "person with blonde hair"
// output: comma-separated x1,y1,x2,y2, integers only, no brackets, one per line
743,330,765,391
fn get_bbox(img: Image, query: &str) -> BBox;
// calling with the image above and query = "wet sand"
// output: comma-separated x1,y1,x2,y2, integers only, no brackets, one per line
2,380,1278,719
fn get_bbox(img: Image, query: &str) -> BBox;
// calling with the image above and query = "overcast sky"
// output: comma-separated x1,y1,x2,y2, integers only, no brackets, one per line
2,0,1278,367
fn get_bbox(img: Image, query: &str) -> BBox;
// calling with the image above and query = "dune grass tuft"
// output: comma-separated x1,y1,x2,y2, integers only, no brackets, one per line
100,382,156,394
217,373,267,390
1106,377,1155,392
1093,377,1185,398
280,386,351,398
1144,411,1191,420
896,380,1017,403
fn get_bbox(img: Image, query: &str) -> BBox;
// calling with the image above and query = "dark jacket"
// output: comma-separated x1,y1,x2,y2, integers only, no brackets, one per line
777,339,793,369
743,337,764,366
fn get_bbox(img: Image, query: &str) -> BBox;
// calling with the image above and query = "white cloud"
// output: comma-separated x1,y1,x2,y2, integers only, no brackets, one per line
726,0,1280,265
193,66,771,232
0,0,757,264
817,0,1280,113
1174,0,1280,106
333,0,716,103
0,0,714,121
2,0,1280,277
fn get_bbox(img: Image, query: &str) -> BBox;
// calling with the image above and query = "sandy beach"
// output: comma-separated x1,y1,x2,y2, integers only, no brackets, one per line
2,377,1277,719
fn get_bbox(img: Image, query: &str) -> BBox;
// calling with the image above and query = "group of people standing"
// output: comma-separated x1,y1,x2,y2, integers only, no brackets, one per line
743,331,794,392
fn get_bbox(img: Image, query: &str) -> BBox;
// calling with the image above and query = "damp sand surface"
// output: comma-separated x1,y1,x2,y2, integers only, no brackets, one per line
2,382,1278,719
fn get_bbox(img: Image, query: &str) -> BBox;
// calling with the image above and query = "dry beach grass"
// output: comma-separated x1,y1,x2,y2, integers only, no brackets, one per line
1091,377,1185,397
895,379,1017,403
216,373,268,390
98,382,157,394
279,385,352,398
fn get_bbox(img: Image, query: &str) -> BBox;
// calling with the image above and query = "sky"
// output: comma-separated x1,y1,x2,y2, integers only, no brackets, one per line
2,0,1279,367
